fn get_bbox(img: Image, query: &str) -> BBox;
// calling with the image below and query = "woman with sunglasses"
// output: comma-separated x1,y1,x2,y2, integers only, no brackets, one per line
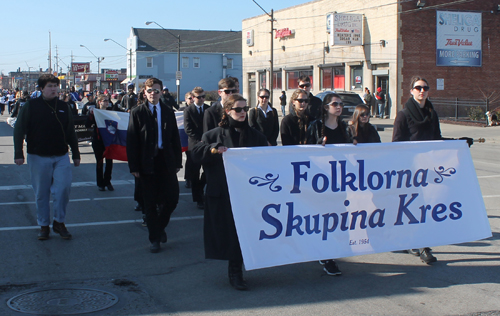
192,94,268,291
307,93,351,276
248,88,279,146
347,104,381,145
280,89,314,145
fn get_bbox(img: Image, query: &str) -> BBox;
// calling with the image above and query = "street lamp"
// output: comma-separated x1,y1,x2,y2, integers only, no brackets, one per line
104,38,132,81
80,44,105,90
145,21,181,105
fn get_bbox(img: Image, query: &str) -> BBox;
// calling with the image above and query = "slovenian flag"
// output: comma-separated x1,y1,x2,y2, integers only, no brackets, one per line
94,109,188,162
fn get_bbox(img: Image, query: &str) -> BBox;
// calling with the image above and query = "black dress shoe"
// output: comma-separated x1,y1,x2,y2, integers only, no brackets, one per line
185,180,191,189
160,231,167,243
197,201,204,209
37,226,50,240
98,186,105,191
228,262,248,291
134,203,143,212
106,184,114,191
150,242,160,253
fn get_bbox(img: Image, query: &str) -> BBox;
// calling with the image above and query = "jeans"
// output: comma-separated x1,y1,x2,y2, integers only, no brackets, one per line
27,153,72,226
281,105,286,117
378,102,385,118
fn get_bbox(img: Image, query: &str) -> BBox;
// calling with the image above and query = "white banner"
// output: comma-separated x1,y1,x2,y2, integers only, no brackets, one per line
223,141,491,270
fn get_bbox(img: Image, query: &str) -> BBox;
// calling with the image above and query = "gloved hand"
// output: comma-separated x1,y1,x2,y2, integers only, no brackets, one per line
459,137,473,147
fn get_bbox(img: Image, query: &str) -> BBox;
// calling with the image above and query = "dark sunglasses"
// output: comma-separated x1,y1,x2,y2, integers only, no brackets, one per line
194,95,205,99
413,85,430,92
220,89,237,94
259,95,270,99
230,106,250,113
187,97,193,100
146,88,161,94
298,83,311,88
294,98,309,104
359,112,369,117
328,102,344,107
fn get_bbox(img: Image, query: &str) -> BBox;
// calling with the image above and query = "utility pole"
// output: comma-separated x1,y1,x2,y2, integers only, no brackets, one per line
48,31,52,73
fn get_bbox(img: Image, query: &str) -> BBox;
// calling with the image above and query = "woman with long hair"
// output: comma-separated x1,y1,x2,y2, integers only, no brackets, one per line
192,94,268,291
248,88,279,145
347,104,381,144
307,92,352,276
280,89,313,145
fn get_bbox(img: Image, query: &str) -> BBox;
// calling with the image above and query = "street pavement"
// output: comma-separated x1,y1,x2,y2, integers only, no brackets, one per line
0,112,498,316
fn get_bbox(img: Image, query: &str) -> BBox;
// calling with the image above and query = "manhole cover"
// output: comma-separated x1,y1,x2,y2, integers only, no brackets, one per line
7,288,119,315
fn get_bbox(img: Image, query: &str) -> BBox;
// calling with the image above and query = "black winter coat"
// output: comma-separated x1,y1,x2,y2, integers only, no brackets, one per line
392,98,442,142
248,105,279,146
192,125,268,260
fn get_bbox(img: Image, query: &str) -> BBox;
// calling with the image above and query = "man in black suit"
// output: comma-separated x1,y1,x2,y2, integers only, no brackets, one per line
183,87,209,209
288,75,322,120
203,78,236,133
127,78,182,253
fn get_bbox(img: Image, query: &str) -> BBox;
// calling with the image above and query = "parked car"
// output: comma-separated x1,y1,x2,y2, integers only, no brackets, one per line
315,90,364,118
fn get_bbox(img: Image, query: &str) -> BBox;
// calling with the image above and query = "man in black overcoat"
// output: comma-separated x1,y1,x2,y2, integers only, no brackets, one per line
202,77,236,133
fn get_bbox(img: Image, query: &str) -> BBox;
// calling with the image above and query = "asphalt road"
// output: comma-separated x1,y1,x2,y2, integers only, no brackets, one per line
0,113,498,316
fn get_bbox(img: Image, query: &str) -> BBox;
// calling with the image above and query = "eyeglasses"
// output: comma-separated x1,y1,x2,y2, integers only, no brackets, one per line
359,113,369,117
328,102,344,107
298,83,311,88
230,106,250,113
194,95,205,99
413,85,430,92
220,89,237,94
259,95,270,99
146,88,161,94
294,98,309,104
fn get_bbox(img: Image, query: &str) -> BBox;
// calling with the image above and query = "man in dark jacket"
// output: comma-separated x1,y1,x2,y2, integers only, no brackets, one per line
123,83,138,112
126,77,182,253
183,86,209,209
160,87,179,111
203,77,236,133
288,75,322,120
13,74,80,240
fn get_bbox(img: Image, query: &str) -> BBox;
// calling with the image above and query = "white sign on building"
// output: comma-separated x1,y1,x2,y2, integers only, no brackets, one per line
330,13,363,46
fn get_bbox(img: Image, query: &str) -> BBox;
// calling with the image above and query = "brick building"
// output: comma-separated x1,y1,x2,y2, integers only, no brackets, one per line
243,0,499,118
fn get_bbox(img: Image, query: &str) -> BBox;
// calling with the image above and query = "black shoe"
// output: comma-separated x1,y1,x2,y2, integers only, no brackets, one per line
37,226,50,240
134,203,143,212
150,241,160,253
106,184,114,191
406,249,421,256
98,186,105,191
52,220,72,239
141,215,147,227
185,180,191,189
320,260,341,276
160,230,167,243
420,247,437,264
197,201,204,209
228,267,248,291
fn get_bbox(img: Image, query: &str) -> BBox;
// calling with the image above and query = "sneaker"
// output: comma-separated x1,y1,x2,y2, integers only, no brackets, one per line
406,249,421,256
419,247,437,264
320,259,342,276
141,215,147,227
52,220,72,239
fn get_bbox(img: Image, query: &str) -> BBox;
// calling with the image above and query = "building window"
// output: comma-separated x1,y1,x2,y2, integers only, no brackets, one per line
227,58,233,69
286,69,313,90
350,65,363,90
193,57,200,68
146,57,153,68
182,57,189,68
259,72,266,89
320,67,345,90
273,71,282,90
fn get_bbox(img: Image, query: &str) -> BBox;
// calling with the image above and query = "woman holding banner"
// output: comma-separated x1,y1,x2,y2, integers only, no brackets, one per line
306,92,351,276
192,94,268,291
85,94,114,192
347,104,381,144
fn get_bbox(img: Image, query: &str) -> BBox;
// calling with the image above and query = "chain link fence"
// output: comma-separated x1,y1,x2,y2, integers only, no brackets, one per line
430,97,492,122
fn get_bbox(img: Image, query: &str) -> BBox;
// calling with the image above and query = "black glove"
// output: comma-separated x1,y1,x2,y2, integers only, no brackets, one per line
459,137,473,147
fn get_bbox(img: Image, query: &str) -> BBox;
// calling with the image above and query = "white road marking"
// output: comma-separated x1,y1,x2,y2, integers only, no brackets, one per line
0,215,204,232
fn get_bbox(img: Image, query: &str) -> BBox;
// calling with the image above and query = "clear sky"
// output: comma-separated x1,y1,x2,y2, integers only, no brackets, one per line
1,0,309,74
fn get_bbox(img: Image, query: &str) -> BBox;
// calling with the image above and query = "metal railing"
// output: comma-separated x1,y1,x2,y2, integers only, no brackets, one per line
430,97,489,121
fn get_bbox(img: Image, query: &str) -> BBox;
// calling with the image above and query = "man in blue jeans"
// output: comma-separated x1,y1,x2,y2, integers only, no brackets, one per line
13,74,81,240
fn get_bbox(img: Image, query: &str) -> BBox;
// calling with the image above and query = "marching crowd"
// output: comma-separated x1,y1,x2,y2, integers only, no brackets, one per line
11,73,473,291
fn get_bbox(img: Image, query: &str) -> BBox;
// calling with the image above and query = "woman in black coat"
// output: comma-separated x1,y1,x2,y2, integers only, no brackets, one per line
192,94,268,291
347,104,381,144
280,89,314,145
248,88,279,145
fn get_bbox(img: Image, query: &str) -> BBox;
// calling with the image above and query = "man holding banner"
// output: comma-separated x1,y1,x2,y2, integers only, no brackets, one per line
127,78,182,253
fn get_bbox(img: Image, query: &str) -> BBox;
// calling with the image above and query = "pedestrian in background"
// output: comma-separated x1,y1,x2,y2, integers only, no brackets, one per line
279,90,287,117
13,74,80,240
123,83,138,112
375,87,386,118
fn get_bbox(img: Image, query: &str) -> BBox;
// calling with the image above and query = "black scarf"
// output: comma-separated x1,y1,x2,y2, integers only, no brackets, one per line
404,97,434,126
228,116,249,147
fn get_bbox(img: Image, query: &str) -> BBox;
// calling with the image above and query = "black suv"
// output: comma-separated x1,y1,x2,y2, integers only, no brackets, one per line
314,90,364,118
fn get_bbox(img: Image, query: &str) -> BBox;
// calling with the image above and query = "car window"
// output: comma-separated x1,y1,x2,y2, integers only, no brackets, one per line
338,94,363,106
